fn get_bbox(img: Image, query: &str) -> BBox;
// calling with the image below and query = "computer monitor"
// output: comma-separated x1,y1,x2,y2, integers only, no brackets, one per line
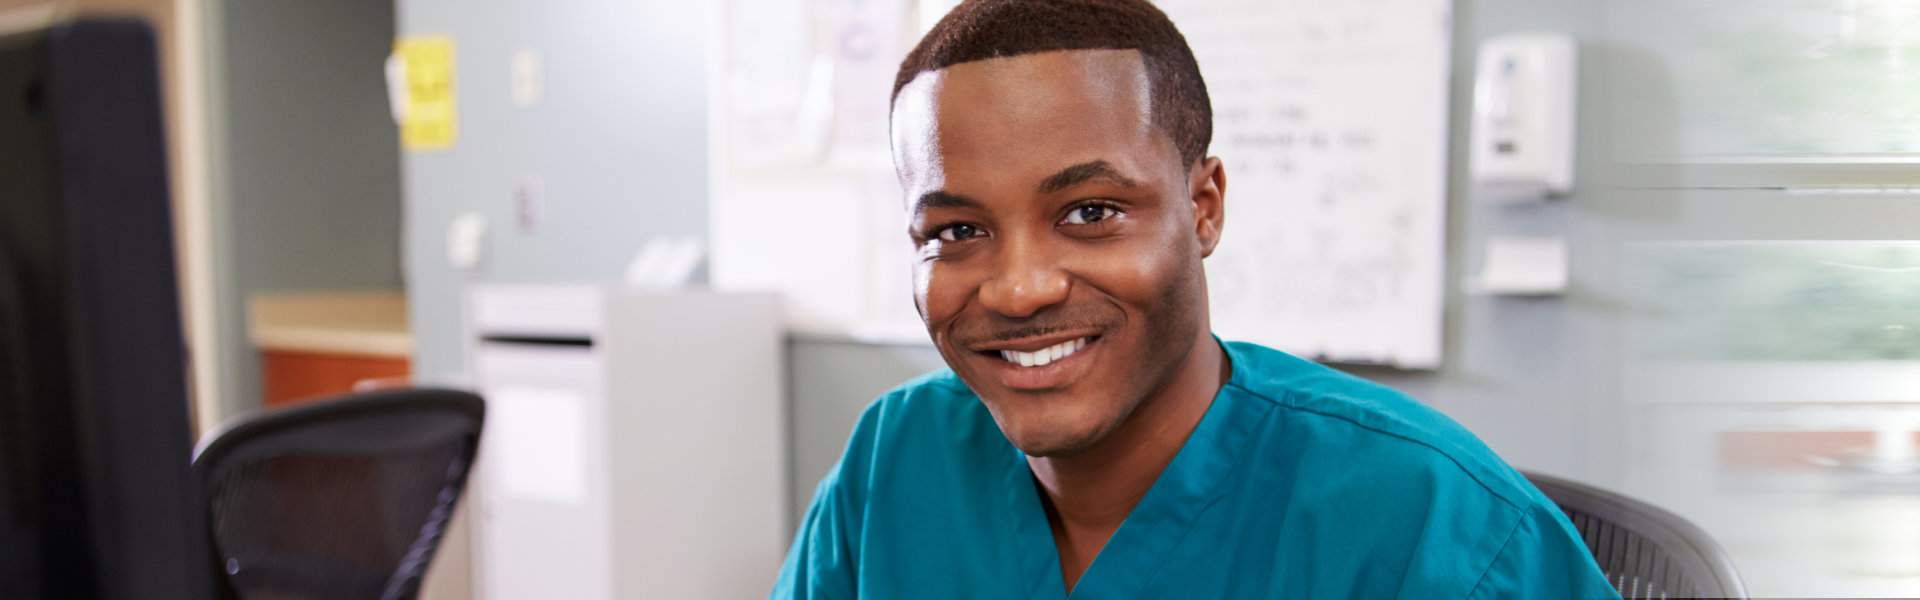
0,17,214,599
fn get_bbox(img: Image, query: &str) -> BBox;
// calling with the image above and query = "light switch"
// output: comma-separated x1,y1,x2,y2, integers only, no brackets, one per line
515,175,544,233
448,212,488,270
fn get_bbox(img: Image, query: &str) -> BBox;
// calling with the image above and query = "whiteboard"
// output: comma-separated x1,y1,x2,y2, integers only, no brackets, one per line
1160,0,1452,368
710,0,1453,366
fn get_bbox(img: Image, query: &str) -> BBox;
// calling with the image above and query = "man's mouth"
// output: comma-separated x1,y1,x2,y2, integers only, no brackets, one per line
964,332,1104,391
997,337,1089,367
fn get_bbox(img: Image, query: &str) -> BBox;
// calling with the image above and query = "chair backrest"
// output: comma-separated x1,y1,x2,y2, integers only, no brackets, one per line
1523,471,1747,599
192,388,485,600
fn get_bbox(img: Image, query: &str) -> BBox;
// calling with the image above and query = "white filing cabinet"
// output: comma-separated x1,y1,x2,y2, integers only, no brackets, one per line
464,285,784,599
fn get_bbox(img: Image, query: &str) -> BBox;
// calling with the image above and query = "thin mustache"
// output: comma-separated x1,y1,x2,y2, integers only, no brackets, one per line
971,323,1097,344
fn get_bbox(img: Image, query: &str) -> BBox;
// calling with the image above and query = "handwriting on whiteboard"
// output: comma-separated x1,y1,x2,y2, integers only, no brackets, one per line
1160,0,1452,368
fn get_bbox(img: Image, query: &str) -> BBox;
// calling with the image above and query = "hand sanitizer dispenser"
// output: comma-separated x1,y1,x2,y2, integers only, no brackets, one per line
1471,33,1576,204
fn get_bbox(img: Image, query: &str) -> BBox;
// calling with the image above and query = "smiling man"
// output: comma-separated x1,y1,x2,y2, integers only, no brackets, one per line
771,1,1618,598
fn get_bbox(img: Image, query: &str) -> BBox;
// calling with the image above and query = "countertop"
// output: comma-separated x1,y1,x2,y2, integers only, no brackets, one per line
248,290,411,358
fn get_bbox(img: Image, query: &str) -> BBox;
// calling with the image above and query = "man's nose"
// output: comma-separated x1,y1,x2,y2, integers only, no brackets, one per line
978,237,1070,319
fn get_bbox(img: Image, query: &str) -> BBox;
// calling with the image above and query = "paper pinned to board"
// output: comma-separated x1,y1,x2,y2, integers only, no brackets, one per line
393,36,457,150
1465,235,1569,296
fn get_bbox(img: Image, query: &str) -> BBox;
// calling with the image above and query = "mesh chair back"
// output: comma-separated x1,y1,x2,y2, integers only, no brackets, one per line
1523,471,1747,599
192,389,484,600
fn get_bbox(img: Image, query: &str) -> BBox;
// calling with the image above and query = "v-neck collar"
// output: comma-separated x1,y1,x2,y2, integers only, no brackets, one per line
1000,341,1276,600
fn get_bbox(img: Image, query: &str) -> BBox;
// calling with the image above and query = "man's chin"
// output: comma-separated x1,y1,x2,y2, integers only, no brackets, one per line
973,377,1140,458
1001,418,1116,458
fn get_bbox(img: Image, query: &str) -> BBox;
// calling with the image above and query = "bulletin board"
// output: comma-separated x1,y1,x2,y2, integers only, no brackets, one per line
708,0,1454,368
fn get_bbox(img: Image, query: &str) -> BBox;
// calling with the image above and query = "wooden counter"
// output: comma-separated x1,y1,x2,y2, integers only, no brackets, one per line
249,291,411,407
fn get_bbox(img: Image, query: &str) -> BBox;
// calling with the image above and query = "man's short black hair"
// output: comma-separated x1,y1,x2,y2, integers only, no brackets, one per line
892,0,1213,167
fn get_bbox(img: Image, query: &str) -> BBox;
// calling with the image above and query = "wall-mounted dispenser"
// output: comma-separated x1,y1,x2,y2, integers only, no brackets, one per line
1470,33,1577,204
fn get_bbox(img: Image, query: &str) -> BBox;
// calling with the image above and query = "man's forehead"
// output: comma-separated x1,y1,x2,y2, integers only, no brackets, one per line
891,49,1157,184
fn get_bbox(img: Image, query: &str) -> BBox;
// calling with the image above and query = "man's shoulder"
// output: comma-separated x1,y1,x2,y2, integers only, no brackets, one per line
1220,342,1601,596
1222,340,1545,510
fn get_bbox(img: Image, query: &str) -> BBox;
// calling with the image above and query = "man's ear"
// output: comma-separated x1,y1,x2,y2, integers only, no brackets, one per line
1189,156,1226,258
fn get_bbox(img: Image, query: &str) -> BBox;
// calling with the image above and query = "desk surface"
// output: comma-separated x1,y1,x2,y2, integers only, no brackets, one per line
248,290,410,358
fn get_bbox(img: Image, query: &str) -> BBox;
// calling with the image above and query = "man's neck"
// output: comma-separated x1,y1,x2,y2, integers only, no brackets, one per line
1028,331,1229,589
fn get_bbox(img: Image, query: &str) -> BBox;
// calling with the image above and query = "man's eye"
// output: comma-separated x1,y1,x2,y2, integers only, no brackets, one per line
1062,204,1116,226
937,224,982,242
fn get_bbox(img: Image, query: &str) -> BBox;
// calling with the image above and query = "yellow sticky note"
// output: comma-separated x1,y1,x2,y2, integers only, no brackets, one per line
396,36,457,150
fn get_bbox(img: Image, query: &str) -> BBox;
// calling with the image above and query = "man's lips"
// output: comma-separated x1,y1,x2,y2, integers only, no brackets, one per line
959,332,1104,390
988,336,1091,368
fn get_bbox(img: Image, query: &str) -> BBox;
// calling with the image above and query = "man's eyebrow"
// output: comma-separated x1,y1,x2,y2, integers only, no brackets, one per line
1037,160,1138,195
913,190,982,214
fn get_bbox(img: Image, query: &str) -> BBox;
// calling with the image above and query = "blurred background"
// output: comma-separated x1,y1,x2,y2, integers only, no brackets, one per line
5,0,1918,597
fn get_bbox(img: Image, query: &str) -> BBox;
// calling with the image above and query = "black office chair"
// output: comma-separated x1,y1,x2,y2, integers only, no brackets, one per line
192,388,485,600
1524,471,1747,599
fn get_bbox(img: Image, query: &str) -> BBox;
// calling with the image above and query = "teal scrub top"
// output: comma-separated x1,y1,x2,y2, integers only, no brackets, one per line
773,340,1620,599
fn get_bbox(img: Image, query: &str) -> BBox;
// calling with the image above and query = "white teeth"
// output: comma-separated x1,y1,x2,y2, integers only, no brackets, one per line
998,337,1089,367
